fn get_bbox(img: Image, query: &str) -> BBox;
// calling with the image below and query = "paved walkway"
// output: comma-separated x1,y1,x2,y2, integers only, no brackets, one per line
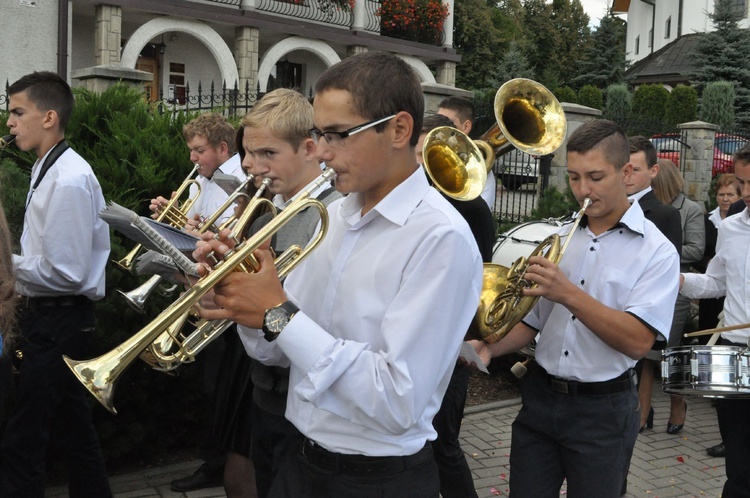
46,386,726,497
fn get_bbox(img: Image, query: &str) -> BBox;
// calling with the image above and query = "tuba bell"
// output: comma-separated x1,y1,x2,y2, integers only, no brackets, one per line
480,78,567,158
422,126,488,202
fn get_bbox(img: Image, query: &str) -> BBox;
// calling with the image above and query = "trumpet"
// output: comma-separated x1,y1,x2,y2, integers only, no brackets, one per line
117,176,259,314
0,135,15,150
471,198,590,343
112,165,201,273
137,178,276,370
64,169,335,414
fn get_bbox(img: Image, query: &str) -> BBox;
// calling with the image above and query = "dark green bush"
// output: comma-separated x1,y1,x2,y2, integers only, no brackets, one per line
664,85,698,127
603,84,631,122
632,84,670,121
554,86,578,105
700,80,736,129
577,85,603,110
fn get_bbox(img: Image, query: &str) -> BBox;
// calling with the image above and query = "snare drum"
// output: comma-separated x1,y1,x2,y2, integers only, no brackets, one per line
661,345,750,398
492,219,565,267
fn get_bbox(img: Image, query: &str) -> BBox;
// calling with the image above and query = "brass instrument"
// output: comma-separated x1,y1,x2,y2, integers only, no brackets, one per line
422,126,489,202
112,165,201,273
138,178,276,370
480,78,567,158
0,135,15,150
117,176,257,314
471,198,590,343
64,169,335,414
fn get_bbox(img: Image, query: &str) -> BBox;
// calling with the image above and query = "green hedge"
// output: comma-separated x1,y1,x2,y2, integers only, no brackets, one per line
0,83,217,471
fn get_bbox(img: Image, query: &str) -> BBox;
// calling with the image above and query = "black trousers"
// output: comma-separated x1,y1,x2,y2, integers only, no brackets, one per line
716,339,750,498
250,400,302,498
509,366,639,498
431,362,478,498
267,435,440,498
1,301,112,498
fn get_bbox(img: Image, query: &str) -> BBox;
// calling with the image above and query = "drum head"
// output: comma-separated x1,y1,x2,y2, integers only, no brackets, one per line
492,220,564,268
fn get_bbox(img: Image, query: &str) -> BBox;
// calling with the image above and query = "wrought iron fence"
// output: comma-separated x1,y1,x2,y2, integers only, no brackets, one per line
147,80,262,117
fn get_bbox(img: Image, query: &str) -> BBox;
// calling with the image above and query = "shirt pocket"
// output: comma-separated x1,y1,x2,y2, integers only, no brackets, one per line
593,265,638,311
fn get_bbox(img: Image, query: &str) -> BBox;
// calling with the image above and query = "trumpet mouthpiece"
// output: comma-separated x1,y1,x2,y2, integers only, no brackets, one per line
0,135,15,150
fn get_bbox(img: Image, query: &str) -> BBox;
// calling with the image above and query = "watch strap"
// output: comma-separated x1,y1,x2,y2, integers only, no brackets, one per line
262,300,299,342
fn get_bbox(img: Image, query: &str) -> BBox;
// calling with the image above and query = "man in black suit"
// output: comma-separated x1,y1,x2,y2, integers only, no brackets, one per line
621,136,682,495
727,198,745,217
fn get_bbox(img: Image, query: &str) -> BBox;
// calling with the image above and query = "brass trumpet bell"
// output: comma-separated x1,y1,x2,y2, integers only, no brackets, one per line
481,78,567,157
422,126,487,202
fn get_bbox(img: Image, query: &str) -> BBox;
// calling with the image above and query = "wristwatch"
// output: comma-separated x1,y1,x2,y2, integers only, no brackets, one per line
262,300,299,342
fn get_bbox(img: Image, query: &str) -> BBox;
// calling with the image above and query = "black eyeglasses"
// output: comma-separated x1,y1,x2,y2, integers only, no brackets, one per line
308,115,396,148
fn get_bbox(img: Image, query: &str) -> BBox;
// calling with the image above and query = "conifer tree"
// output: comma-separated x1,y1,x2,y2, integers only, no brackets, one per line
571,12,627,89
691,0,750,127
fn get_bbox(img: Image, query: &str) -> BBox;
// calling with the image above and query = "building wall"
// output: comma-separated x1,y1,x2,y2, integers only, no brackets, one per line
0,0,61,87
625,0,750,64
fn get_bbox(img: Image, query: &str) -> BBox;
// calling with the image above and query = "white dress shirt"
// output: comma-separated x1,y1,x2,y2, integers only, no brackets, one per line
480,169,497,211
239,168,483,456
528,201,680,382
187,154,246,226
681,207,750,344
13,146,110,299
708,206,722,229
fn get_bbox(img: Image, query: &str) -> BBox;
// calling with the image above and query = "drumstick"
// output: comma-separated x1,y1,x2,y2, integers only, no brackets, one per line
683,321,750,338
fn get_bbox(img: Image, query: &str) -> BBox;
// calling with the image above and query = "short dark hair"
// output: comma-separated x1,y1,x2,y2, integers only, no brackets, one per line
628,135,658,169
315,52,424,145
733,142,750,166
8,71,74,130
567,120,630,170
437,96,475,124
421,114,455,134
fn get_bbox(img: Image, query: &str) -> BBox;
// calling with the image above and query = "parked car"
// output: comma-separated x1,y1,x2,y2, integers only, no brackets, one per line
650,133,748,177
495,148,539,190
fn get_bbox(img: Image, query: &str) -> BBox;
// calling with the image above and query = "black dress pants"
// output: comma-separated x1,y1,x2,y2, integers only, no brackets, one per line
1,301,112,498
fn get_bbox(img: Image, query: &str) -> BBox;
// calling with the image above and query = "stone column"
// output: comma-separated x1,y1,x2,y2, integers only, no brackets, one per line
94,4,122,65
240,0,258,9
442,0,454,48
678,120,719,206
235,26,259,97
346,45,368,57
547,103,602,192
435,60,456,86
352,0,366,31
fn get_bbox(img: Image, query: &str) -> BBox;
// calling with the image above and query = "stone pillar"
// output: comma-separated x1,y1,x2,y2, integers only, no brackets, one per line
442,0,454,48
346,45,368,57
352,0,366,31
71,65,152,93
678,120,719,206
421,82,473,114
435,60,456,86
240,0,258,9
94,4,122,65
547,103,602,192
235,26,259,96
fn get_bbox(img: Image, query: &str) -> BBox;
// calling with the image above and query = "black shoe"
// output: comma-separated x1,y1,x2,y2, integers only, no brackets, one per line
639,406,654,433
667,401,687,435
706,442,726,458
170,464,223,492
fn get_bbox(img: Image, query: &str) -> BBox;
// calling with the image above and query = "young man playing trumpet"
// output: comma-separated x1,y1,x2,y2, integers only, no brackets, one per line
194,51,483,497
217,88,341,498
470,119,679,497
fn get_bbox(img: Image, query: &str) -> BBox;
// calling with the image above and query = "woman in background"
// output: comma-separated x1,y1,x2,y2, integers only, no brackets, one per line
652,159,705,434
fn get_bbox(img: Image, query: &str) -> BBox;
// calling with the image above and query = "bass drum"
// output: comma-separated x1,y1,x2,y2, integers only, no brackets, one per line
492,219,567,267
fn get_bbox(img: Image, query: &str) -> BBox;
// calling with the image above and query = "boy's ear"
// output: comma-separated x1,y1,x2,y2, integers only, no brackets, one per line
302,137,316,157
42,110,59,130
392,111,414,149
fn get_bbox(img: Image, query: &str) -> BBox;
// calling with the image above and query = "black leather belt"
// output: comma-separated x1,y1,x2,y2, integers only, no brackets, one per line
20,295,92,308
301,438,432,477
536,364,634,396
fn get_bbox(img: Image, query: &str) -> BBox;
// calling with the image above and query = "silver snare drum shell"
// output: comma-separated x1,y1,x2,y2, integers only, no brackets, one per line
661,345,750,398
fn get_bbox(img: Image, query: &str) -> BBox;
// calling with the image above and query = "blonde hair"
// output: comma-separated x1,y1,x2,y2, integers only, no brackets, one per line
653,159,684,204
182,112,236,152
241,89,313,151
0,201,17,353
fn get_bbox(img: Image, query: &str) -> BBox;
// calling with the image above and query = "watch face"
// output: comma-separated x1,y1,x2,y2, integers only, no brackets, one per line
265,307,289,334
